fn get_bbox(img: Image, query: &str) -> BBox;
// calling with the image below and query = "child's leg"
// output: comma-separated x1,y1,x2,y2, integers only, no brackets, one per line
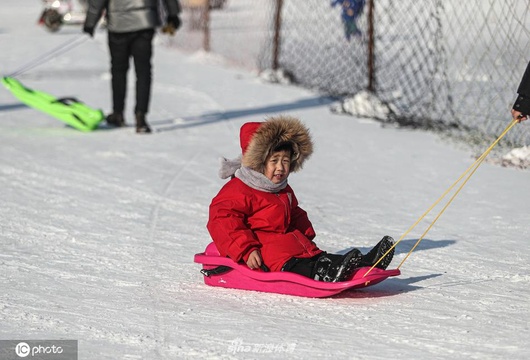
282,251,362,282
281,255,321,278
314,250,362,282
360,236,395,269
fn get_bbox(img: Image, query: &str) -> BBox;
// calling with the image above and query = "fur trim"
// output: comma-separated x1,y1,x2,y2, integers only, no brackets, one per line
242,116,313,173
218,156,242,179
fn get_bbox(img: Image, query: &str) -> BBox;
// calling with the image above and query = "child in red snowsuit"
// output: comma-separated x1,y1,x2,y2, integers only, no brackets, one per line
207,116,394,282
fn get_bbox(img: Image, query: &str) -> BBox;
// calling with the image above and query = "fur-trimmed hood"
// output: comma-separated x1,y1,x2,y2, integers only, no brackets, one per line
240,116,314,173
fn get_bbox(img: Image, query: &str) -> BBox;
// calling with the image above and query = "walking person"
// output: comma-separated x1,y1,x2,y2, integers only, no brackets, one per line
83,0,182,133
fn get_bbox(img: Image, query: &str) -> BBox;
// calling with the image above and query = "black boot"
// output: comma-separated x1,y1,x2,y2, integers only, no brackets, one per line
330,248,362,282
106,112,125,127
361,235,395,270
312,254,334,282
313,249,362,282
135,111,151,134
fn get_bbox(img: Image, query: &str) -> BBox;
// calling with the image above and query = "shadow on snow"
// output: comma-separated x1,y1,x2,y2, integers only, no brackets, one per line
151,95,336,133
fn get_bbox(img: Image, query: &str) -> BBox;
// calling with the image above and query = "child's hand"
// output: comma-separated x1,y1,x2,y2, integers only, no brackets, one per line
246,250,262,270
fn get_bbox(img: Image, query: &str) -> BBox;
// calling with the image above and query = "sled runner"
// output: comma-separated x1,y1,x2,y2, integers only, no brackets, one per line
194,242,400,298
2,76,103,132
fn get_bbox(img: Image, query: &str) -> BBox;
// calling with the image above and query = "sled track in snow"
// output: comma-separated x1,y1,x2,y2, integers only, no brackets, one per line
145,150,205,355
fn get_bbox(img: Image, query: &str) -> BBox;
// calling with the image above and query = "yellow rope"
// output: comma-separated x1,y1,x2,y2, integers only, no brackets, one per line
396,149,488,268
363,119,518,277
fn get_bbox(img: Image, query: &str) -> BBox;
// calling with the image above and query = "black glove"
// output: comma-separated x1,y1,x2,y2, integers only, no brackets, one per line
83,25,94,37
162,15,181,36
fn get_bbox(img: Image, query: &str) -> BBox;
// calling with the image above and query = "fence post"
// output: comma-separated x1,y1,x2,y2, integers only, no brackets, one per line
272,0,283,70
367,0,375,92
203,1,210,52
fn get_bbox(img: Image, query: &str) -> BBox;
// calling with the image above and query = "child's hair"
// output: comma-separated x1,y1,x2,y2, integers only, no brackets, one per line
269,141,300,163
272,141,293,154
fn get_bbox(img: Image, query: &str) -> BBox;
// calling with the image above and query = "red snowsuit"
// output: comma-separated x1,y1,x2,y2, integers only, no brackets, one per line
207,177,322,272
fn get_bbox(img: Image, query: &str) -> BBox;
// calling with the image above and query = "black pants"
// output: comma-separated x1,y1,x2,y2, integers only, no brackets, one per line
281,252,342,279
108,29,155,115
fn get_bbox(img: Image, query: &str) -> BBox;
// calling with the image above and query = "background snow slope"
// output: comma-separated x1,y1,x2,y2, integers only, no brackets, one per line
1,1,529,359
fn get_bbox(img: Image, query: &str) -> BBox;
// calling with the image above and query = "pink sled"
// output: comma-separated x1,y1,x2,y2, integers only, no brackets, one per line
194,242,401,298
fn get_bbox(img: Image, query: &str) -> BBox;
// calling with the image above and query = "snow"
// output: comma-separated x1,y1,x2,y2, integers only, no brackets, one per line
501,146,530,169
258,68,294,86
331,90,398,120
1,1,530,359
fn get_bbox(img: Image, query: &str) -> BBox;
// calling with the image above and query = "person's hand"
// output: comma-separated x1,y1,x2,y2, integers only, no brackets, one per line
162,15,181,36
246,250,262,270
83,25,94,38
511,109,528,122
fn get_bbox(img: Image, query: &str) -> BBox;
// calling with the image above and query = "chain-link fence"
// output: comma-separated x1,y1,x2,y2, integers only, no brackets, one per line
167,0,272,69
170,0,530,149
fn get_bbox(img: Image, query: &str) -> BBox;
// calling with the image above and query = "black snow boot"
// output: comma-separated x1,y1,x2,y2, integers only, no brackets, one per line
106,112,125,127
360,235,395,270
135,111,152,134
312,254,334,282
313,249,362,282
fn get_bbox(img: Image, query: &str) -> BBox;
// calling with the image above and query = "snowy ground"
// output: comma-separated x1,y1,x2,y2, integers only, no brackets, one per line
1,1,529,359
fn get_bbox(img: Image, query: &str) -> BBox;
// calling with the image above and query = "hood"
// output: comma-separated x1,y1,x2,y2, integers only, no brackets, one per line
240,115,314,173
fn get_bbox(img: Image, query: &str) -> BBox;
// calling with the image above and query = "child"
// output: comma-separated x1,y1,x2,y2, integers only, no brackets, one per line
207,116,394,282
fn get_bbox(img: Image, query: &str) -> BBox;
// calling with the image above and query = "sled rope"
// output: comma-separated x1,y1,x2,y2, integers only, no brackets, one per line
7,34,88,78
364,119,518,276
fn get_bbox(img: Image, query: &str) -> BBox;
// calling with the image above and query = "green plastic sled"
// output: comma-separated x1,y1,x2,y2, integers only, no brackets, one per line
1,76,104,132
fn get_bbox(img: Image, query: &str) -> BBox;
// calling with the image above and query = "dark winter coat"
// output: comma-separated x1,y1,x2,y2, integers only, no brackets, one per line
513,61,530,115
207,116,320,272
207,177,322,272
84,0,181,33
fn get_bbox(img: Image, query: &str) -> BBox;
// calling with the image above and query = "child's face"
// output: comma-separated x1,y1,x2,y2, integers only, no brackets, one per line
264,150,291,184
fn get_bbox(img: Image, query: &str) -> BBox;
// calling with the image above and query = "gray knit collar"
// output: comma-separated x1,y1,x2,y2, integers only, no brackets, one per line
218,156,287,193
235,166,288,193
